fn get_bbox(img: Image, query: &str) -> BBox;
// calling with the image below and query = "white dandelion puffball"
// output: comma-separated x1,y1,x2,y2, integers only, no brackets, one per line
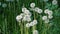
48,15,53,19
30,3,35,8
44,19,49,23
22,7,27,12
26,23,30,27
37,9,43,14
33,30,38,34
42,16,47,20
32,20,38,25
16,15,23,22
24,10,32,17
52,0,57,5
2,3,7,8
47,10,53,15
29,22,35,26
34,7,39,12
20,13,24,17
34,7,43,14
44,9,50,14
23,9,30,14
29,20,38,26
22,15,31,22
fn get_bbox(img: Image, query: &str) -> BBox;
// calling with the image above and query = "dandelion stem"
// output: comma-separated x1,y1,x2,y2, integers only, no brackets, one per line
32,11,36,31
19,21,23,34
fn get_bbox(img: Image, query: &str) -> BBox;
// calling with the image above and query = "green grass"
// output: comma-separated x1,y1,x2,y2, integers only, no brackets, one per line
0,0,60,34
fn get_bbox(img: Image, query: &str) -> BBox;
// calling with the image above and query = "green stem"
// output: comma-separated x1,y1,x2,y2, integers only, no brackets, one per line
20,22,23,34
32,11,36,31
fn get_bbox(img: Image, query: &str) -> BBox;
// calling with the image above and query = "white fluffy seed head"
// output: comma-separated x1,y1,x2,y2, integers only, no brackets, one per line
34,7,43,14
42,16,47,20
29,22,35,26
29,20,38,26
33,30,38,34
44,9,50,14
22,15,31,22
22,7,27,12
52,0,57,5
34,7,39,12
26,23,30,27
16,15,22,22
30,3,35,8
37,9,43,14
32,20,38,25
24,10,32,17
48,15,53,19
47,11,53,15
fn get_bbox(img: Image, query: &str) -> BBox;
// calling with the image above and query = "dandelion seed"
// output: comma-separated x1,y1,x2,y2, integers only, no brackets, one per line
26,23,30,27
42,16,47,20
52,0,57,5
30,3,35,8
2,3,7,8
33,30,38,34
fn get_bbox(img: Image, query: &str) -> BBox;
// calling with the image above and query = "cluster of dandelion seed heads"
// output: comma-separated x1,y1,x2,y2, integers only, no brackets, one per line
16,2,54,34
16,2,53,28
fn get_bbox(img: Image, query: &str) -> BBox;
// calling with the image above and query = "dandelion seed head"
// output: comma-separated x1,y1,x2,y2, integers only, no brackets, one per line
29,22,35,26
33,30,38,34
30,3,35,8
16,15,23,22
44,9,49,14
34,7,39,11
33,20,38,25
52,0,57,5
26,23,30,27
42,16,47,20
47,11,53,15
22,7,27,12
22,15,31,22
48,15,53,19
